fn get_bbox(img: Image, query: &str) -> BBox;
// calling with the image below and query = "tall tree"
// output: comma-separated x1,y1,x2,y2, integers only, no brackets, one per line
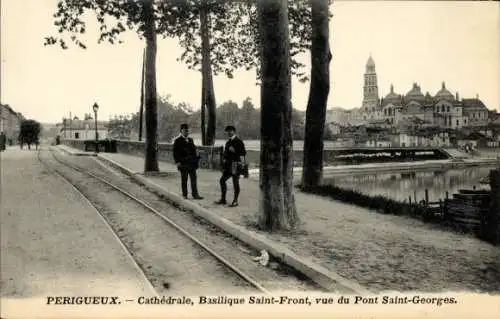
139,47,146,142
19,120,42,145
257,0,298,231
301,0,332,188
45,0,161,172
167,0,315,145
199,1,217,145
143,0,159,171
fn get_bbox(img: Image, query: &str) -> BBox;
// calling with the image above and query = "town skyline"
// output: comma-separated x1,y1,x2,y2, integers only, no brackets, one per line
1,0,499,123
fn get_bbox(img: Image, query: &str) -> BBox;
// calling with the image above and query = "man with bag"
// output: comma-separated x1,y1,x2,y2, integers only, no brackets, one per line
215,125,247,207
173,123,203,200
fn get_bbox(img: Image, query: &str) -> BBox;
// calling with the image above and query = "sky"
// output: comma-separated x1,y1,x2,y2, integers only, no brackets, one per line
1,0,499,124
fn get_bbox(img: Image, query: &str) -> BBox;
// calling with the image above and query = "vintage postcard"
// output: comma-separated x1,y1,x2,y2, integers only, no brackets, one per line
1,0,499,318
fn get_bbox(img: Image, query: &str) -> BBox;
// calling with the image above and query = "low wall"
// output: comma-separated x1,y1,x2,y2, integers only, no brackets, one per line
63,139,223,170
245,147,450,168
63,139,451,170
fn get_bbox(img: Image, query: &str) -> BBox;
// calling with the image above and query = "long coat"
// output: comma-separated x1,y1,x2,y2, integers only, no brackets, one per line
173,135,199,170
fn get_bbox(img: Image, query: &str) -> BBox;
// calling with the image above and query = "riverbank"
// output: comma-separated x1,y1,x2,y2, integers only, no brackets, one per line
248,157,499,179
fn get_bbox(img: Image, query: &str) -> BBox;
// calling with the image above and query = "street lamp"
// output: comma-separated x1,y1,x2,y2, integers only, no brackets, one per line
93,102,99,153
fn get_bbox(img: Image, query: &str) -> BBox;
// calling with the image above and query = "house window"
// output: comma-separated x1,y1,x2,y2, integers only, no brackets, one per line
464,119,467,124
75,132,80,139
456,119,459,126
441,105,445,112
447,106,450,112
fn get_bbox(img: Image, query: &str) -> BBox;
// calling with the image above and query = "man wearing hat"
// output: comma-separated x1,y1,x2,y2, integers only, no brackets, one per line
215,125,246,207
173,123,203,200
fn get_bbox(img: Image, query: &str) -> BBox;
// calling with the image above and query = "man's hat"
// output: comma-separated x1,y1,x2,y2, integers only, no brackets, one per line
180,123,189,130
224,125,236,132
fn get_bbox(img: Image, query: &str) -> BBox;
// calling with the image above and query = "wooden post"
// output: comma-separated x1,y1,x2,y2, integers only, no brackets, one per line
425,189,429,206
409,196,412,205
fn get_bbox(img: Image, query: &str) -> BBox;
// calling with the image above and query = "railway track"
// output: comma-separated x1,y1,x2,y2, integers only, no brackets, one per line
38,147,323,295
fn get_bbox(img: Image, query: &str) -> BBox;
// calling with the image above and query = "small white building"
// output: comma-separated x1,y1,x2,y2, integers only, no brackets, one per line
394,131,450,147
364,138,392,147
58,119,109,140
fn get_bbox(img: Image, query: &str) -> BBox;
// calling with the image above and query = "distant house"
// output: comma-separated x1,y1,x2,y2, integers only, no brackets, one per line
0,104,24,145
486,138,499,148
392,130,450,147
57,118,109,140
461,98,489,127
364,137,392,147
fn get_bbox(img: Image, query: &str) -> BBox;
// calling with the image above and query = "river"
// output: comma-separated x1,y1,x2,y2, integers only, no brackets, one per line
323,166,495,203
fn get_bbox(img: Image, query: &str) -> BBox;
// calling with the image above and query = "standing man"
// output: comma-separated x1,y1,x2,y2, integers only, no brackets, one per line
173,124,203,200
215,125,246,207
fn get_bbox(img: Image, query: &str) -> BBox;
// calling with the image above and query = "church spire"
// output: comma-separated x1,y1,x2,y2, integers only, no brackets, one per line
362,54,379,109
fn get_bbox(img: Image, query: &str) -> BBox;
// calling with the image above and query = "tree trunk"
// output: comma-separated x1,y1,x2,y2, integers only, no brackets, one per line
143,0,159,172
139,47,146,142
257,0,299,231
200,3,216,146
301,0,332,188
201,77,206,145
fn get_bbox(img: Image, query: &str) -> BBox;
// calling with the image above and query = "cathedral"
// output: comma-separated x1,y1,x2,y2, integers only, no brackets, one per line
356,55,489,129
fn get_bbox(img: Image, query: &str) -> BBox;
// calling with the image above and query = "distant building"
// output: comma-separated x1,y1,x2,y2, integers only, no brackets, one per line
57,117,109,140
355,55,490,129
0,104,24,145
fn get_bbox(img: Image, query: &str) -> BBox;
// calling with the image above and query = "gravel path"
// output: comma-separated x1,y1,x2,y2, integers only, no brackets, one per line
0,148,155,298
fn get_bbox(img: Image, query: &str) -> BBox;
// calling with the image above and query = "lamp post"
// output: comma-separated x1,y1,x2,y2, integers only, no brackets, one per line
93,102,99,153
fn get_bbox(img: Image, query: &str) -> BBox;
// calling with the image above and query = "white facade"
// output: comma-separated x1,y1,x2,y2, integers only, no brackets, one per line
59,119,109,140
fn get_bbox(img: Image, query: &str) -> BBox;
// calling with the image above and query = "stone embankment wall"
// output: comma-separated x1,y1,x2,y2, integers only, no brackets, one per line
63,139,451,169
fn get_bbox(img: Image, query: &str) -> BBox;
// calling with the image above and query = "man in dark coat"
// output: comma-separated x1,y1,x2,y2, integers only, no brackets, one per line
215,125,246,207
173,124,203,200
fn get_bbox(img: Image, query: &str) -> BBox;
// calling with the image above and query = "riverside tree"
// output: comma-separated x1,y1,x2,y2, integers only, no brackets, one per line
301,0,333,188
257,0,299,230
45,0,160,171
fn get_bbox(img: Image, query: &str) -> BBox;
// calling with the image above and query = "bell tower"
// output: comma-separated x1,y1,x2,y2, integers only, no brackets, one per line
362,54,380,109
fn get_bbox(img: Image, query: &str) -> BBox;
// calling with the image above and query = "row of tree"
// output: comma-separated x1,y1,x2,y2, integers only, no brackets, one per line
108,95,336,141
46,0,333,231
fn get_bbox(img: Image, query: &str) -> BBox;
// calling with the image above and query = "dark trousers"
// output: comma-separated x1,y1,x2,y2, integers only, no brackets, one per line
180,168,199,197
220,170,240,202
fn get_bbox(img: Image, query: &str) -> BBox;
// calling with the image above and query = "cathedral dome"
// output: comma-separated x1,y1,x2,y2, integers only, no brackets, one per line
384,84,399,101
406,82,425,101
424,92,435,105
434,81,455,101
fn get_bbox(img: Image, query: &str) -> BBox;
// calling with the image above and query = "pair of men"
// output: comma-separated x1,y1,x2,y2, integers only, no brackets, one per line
172,124,246,207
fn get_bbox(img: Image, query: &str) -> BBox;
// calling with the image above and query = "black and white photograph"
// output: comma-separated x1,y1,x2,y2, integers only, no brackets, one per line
1,0,499,318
